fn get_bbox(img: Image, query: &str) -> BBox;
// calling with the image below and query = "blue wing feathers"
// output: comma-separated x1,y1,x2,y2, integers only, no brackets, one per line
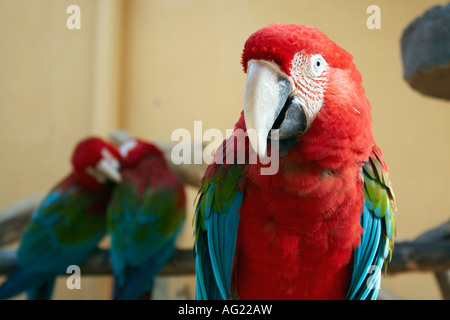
348,203,384,300
195,164,244,300
348,205,377,299
0,185,107,300
108,178,186,300
347,152,396,300
26,279,56,300
207,212,227,299
0,269,43,300
206,193,242,300
224,192,243,291
113,240,176,300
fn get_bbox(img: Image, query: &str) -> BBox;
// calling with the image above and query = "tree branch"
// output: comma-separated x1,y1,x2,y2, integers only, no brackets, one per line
0,141,449,298
0,227,449,276
386,239,450,274
0,248,194,276
1,197,450,277
385,221,450,275
0,192,45,246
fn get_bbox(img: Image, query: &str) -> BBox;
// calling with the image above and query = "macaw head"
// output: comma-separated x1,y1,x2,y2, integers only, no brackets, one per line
108,130,164,167
72,137,122,189
241,24,371,158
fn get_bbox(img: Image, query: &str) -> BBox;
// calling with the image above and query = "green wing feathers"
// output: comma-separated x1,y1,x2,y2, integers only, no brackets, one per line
363,147,397,267
348,146,397,299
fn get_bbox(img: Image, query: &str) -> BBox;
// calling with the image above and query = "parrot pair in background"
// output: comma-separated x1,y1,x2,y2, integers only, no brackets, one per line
106,131,187,300
0,133,186,300
0,137,122,300
194,24,396,300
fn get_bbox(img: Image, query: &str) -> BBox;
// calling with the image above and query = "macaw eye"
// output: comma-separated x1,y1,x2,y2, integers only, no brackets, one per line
310,54,327,77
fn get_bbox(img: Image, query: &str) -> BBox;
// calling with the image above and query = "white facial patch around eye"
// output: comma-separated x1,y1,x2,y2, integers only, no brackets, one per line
290,52,329,120
291,52,328,81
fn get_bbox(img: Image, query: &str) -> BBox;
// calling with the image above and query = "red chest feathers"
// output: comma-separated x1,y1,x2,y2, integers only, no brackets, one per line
234,165,364,299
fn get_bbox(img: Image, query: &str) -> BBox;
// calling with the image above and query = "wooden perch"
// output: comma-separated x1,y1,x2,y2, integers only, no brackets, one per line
386,220,450,274
0,153,449,277
0,140,450,299
1,215,450,277
0,248,194,277
386,220,450,300
1,198,450,273
0,192,46,246
387,239,450,274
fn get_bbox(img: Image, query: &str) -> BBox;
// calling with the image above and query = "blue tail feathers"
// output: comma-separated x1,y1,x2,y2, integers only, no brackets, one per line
0,268,55,300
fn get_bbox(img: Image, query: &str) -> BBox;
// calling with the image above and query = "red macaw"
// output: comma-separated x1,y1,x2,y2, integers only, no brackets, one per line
0,137,122,300
194,24,396,300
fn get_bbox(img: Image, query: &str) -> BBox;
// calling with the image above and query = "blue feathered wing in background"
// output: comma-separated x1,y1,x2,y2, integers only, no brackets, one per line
0,137,122,300
107,138,186,300
0,176,111,299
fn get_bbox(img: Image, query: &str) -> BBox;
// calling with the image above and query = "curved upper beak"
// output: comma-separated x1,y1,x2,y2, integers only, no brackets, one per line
243,60,307,158
96,157,122,183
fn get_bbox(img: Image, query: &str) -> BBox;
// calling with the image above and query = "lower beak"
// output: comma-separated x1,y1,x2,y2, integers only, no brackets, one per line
243,60,307,158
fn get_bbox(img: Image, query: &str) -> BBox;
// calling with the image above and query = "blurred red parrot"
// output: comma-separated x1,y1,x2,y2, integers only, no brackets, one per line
0,137,122,299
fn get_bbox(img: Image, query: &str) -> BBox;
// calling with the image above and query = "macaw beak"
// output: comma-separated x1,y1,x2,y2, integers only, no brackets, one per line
96,157,122,183
243,60,307,158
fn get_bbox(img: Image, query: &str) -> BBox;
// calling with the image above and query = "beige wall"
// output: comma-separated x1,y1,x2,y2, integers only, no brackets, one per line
1,0,449,299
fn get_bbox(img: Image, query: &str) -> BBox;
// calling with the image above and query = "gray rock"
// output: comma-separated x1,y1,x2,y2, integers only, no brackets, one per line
401,3,450,100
